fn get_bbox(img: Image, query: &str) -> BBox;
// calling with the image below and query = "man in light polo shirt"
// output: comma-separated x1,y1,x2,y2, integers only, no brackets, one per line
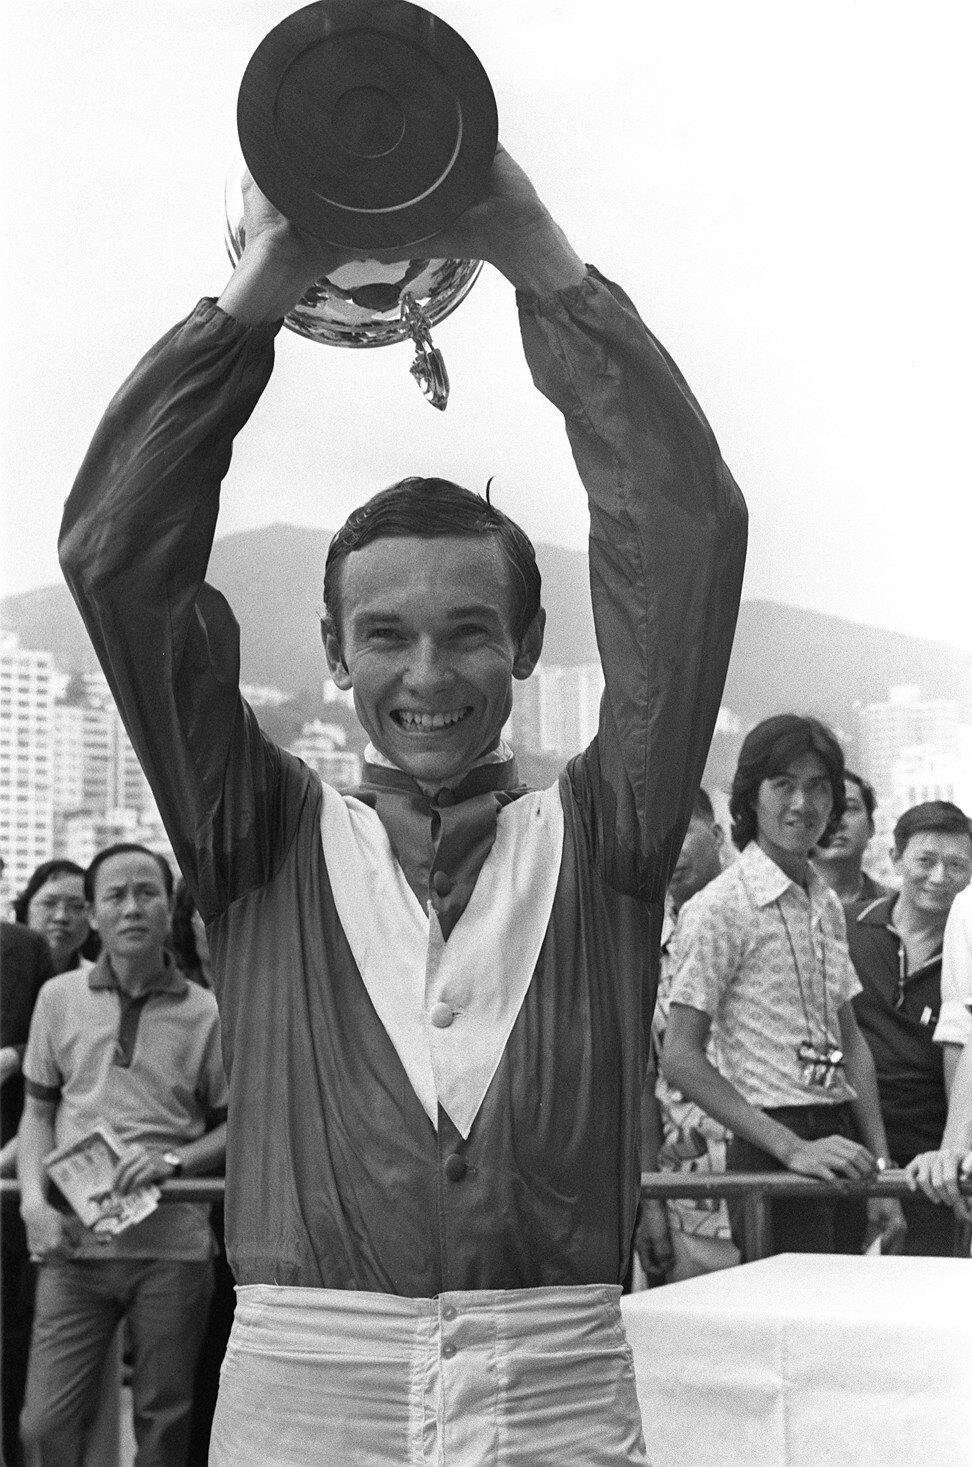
17,843,228,1467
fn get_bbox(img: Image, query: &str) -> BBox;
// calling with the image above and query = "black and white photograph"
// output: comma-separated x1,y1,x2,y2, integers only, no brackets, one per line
2,3,970,1464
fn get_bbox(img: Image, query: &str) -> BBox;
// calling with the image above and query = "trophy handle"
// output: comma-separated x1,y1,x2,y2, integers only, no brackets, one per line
402,294,449,411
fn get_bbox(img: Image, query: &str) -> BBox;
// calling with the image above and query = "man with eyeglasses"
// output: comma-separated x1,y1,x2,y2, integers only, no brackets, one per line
847,800,972,1254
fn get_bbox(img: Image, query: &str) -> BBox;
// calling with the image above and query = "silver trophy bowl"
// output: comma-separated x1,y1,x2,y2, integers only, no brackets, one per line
223,154,482,408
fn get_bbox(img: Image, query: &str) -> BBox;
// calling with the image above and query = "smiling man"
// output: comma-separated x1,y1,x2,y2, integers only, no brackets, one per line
662,715,905,1260
321,497,544,792
59,145,747,1464
847,800,972,1254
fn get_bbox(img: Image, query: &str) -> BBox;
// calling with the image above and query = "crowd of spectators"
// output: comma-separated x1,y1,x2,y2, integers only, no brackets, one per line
2,708,970,1463
641,715,972,1283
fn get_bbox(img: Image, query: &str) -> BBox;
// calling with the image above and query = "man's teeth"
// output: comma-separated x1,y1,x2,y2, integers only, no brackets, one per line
396,709,467,730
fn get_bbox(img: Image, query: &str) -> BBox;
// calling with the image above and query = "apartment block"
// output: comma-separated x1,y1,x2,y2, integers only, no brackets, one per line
508,662,604,758
290,719,362,788
858,684,963,816
0,634,55,897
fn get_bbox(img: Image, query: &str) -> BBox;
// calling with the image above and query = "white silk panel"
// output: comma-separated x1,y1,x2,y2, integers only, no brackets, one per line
319,782,565,1138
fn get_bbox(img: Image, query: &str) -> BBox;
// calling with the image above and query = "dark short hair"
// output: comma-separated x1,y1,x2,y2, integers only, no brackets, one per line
13,859,86,925
892,801,972,858
691,787,716,824
85,844,174,903
322,477,542,646
729,714,846,850
844,770,877,824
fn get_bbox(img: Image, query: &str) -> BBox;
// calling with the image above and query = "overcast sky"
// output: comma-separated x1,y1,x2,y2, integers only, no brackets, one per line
2,0,970,654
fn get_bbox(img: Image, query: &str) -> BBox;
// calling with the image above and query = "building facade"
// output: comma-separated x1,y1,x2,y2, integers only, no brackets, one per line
858,685,960,804
290,720,362,788
0,633,55,897
507,662,604,759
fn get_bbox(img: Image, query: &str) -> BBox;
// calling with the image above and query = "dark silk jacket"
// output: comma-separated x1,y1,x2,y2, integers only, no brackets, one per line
59,269,747,1292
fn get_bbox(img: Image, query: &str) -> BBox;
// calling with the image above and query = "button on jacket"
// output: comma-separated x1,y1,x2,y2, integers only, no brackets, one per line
59,269,747,1294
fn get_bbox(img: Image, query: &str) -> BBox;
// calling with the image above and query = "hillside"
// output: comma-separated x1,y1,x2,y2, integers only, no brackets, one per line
4,524,970,745
1,524,600,686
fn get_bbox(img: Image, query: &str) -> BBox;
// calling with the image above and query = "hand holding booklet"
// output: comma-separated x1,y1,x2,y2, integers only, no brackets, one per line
44,1121,160,1236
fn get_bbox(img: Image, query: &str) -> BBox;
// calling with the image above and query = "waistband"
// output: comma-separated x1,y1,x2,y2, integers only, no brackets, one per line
232,1282,625,1356
213,1281,646,1464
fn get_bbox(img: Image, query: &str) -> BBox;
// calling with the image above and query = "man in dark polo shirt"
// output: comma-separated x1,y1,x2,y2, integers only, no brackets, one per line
848,800,972,1254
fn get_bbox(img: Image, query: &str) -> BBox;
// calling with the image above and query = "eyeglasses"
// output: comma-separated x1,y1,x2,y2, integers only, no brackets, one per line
34,897,87,917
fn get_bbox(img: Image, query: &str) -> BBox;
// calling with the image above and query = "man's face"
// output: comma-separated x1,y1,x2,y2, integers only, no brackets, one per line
893,831,972,917
90,852,172,964
324,535,543,789
816,778,873,865
755,751,834,864
668,817,723,912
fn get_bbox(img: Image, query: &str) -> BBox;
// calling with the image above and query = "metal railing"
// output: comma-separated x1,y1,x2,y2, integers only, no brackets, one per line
638,1169,972,1259
5,1168,966,1467
5,1169,971,1262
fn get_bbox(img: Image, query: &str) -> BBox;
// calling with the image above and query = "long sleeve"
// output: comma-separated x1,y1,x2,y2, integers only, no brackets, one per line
517,269,748,897
59,301,298,918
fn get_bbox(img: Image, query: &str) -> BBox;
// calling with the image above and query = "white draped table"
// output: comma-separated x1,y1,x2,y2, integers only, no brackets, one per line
620,1254,972,1467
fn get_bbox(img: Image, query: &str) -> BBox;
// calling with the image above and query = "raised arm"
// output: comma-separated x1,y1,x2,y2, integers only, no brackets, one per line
59,190,349,917
497,164,749,896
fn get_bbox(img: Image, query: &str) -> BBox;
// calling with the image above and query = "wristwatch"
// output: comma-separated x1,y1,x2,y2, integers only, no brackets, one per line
161,1151,183,1178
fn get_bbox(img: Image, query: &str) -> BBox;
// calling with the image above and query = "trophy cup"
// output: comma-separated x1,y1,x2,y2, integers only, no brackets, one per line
224,0,498,409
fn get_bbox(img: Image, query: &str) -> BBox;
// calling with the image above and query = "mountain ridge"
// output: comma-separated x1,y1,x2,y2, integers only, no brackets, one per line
4,523,970,748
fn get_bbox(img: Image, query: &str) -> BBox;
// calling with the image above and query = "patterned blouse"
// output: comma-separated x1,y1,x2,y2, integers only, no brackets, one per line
668,842,861,1110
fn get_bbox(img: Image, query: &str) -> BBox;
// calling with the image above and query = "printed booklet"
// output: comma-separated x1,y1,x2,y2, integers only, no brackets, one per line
43,1122,160,1236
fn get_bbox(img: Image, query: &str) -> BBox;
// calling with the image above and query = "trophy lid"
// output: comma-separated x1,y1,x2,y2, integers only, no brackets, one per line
237,0,498,251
